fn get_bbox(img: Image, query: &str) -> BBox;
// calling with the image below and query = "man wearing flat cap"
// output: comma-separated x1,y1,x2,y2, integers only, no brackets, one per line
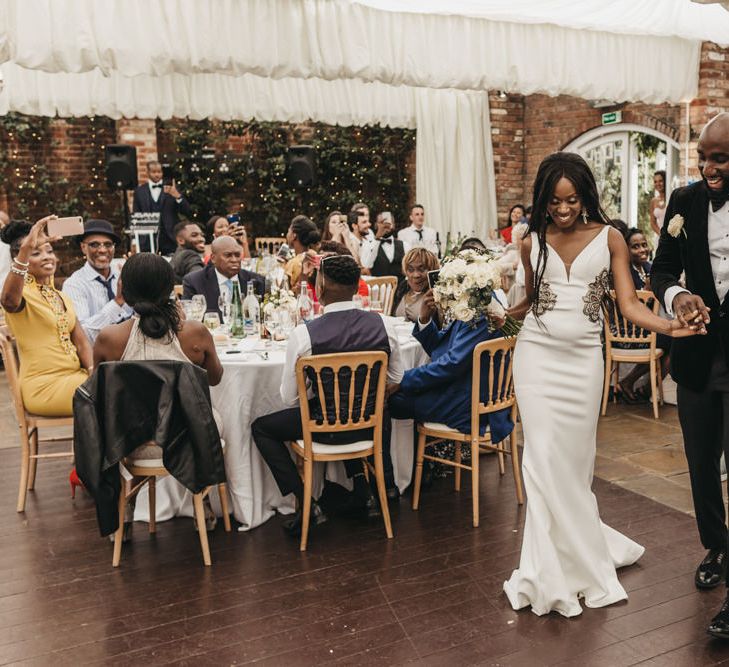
63,219,132,343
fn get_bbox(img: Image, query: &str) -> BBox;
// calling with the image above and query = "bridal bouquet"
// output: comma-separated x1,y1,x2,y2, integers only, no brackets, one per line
432,249,521,337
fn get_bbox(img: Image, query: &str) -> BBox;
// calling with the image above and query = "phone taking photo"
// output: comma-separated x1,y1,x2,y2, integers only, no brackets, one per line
427,269,440,290
227,214,241,226
47,216,84,238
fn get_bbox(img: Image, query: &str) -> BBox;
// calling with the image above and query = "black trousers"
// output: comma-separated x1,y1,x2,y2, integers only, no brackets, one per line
677,346,729,582
252,407,394,500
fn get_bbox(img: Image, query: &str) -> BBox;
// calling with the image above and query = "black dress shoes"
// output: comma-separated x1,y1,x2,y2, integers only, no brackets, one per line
696,548,727,589
708,592,729,640
282,501,327,537
386,486,400,502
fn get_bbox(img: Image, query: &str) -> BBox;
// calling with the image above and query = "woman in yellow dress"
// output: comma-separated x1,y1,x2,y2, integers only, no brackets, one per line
1,216,92,417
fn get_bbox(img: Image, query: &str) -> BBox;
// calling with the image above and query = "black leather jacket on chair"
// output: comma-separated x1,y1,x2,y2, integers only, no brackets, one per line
73,360,226,536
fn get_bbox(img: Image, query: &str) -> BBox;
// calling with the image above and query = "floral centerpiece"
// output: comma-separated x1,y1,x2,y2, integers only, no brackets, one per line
432,249,521,337
263,288,297,316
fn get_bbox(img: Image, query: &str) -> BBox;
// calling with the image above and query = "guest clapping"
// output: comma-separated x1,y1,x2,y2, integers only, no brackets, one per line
0,217,92,416
393,248,440,323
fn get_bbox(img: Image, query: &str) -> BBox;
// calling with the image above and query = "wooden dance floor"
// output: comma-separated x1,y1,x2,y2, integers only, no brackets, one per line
1,442,729,665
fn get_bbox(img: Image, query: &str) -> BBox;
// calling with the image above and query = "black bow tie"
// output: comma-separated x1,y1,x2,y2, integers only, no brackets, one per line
380,238,393,245
151,183,163,189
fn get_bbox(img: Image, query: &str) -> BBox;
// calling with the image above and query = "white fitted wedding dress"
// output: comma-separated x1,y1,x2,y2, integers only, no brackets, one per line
503,225,644,618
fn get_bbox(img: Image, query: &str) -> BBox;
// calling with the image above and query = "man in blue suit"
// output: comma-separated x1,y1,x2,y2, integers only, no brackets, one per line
388,290,513,444
183,236,265,318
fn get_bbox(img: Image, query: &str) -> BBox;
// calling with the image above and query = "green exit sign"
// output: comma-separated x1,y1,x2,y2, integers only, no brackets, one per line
602,111,622,125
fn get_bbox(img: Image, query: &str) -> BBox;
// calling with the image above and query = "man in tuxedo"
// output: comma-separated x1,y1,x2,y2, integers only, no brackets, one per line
397,204,440,257
182,236,264,318
132,160,192,256
652,112,729,639
361,211,405,281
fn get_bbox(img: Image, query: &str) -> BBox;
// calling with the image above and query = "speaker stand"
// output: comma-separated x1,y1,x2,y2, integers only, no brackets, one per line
120,189,131,252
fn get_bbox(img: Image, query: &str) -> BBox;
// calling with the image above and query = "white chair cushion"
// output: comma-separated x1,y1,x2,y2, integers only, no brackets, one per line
127,439,226,468
295,439,373,455
421,422,461,433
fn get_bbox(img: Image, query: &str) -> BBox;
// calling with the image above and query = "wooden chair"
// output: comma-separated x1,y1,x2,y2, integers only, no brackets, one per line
291,351,393,551
412,337,523,527
112,450,231,567
601,289,664,419
0,326,74,512
363,276,398,315
255,236,286,256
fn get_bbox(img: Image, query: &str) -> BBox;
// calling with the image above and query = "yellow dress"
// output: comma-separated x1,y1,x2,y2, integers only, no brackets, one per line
5,276,88,417
285,253,306,288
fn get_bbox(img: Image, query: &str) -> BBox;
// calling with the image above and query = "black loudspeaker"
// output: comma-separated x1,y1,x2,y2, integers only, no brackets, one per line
286,145,317,187
104,144,138,190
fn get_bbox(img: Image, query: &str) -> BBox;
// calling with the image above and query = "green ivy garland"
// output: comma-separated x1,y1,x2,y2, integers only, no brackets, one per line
157,119,416,237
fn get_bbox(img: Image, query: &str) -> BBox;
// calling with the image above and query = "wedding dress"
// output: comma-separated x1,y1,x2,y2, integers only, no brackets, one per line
503,225,644,617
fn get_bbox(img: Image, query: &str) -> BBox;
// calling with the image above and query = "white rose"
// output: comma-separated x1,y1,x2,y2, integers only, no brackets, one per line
453,302,475,322
667,214,685,238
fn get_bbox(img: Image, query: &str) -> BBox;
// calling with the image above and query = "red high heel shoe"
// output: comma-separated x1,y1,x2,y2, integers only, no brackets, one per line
69,468,85,499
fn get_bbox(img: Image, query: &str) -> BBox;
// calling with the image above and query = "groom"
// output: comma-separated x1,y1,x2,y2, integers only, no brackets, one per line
652,112,729,640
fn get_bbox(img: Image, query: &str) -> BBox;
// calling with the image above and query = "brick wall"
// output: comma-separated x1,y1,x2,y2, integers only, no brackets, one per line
489,92,525,225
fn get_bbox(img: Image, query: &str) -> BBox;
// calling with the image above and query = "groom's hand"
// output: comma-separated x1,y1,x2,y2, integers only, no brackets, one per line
672,292,710,333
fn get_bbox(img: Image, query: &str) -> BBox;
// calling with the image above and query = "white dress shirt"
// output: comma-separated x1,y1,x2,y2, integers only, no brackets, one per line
664,201,729,313
356,231,377,269
398,225,439,256
62,261,133,343
280,300,405,407
149,180,163,203
360,235,397,269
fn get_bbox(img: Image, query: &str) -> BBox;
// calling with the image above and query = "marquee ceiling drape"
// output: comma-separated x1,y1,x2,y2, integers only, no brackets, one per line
0,0,726,236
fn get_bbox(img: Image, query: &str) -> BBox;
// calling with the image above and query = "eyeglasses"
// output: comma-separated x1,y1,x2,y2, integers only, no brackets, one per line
85,241,115,250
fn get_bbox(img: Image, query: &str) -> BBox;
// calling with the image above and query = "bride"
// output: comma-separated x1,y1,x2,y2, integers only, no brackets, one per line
503,152,702,617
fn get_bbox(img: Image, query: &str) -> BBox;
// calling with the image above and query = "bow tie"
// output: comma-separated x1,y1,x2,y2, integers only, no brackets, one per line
151,183,163,189
380,238,393,245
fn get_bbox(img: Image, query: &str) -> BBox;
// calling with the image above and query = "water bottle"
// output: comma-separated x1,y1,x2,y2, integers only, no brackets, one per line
296,281,313,324
243,283,260,336
229,278,246,338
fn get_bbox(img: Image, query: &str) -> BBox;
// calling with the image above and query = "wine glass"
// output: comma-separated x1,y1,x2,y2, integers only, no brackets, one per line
370,299,383,314
191,294,207,321
203,312,221,331
263,308,282,343
279,308,295,339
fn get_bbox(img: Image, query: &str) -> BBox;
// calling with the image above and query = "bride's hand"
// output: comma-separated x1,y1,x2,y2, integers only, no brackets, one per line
667,313,707,338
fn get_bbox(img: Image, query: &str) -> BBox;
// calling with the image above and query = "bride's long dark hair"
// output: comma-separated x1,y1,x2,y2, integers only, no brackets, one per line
528,152,612,317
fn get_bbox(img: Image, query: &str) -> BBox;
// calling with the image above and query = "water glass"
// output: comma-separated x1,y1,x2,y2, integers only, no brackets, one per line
370,299,383,314
191,294,207,321
180,300,196,321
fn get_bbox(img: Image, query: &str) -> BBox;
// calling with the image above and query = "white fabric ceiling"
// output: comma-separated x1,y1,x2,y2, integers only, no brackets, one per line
0,0,722,237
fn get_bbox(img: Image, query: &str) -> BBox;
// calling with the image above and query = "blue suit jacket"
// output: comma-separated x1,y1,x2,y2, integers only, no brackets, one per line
398,318,513,442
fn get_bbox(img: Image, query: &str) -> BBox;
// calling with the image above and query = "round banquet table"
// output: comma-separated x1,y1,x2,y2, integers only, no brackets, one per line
134,319,428,530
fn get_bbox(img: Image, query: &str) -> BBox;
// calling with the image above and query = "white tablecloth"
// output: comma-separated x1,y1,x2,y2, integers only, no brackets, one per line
135,321,427,530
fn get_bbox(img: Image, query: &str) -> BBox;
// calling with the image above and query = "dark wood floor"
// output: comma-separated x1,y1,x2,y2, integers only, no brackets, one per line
2,450,729,666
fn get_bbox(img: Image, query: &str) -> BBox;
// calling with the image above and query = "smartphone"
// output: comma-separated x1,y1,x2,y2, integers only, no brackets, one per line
47,216,84,238
427,269,440,289
227,214,241,226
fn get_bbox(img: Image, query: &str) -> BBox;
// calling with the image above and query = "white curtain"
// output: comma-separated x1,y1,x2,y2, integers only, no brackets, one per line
0,0,704,103
415,89,496,240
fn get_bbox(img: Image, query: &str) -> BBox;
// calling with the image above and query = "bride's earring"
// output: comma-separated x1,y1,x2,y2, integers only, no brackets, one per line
582,209,589,225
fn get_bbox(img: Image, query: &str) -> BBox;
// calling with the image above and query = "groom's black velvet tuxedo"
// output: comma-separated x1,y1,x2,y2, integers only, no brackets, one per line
652,181,729,392
652,179,729,570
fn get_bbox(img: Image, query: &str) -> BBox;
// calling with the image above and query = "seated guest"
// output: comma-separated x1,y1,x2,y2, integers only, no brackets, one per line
360,211,406,281
348,204,376,271
613,227,671,402
63,219,133,343
285,215,321,288
169,221,205,283
321,211,361,264
397,204,439,256
393,247,440,323
388,290,513,442
1,217,92,416
252,255,404,536
183,236,265,318
302,240,370,305
94,252,223,535
203,215,251,264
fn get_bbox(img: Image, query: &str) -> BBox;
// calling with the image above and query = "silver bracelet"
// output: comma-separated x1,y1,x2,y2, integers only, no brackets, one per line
10,266,27,277
13,258,29,267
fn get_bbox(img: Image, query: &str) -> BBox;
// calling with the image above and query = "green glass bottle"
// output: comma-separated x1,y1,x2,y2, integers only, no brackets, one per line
229,278,246,338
